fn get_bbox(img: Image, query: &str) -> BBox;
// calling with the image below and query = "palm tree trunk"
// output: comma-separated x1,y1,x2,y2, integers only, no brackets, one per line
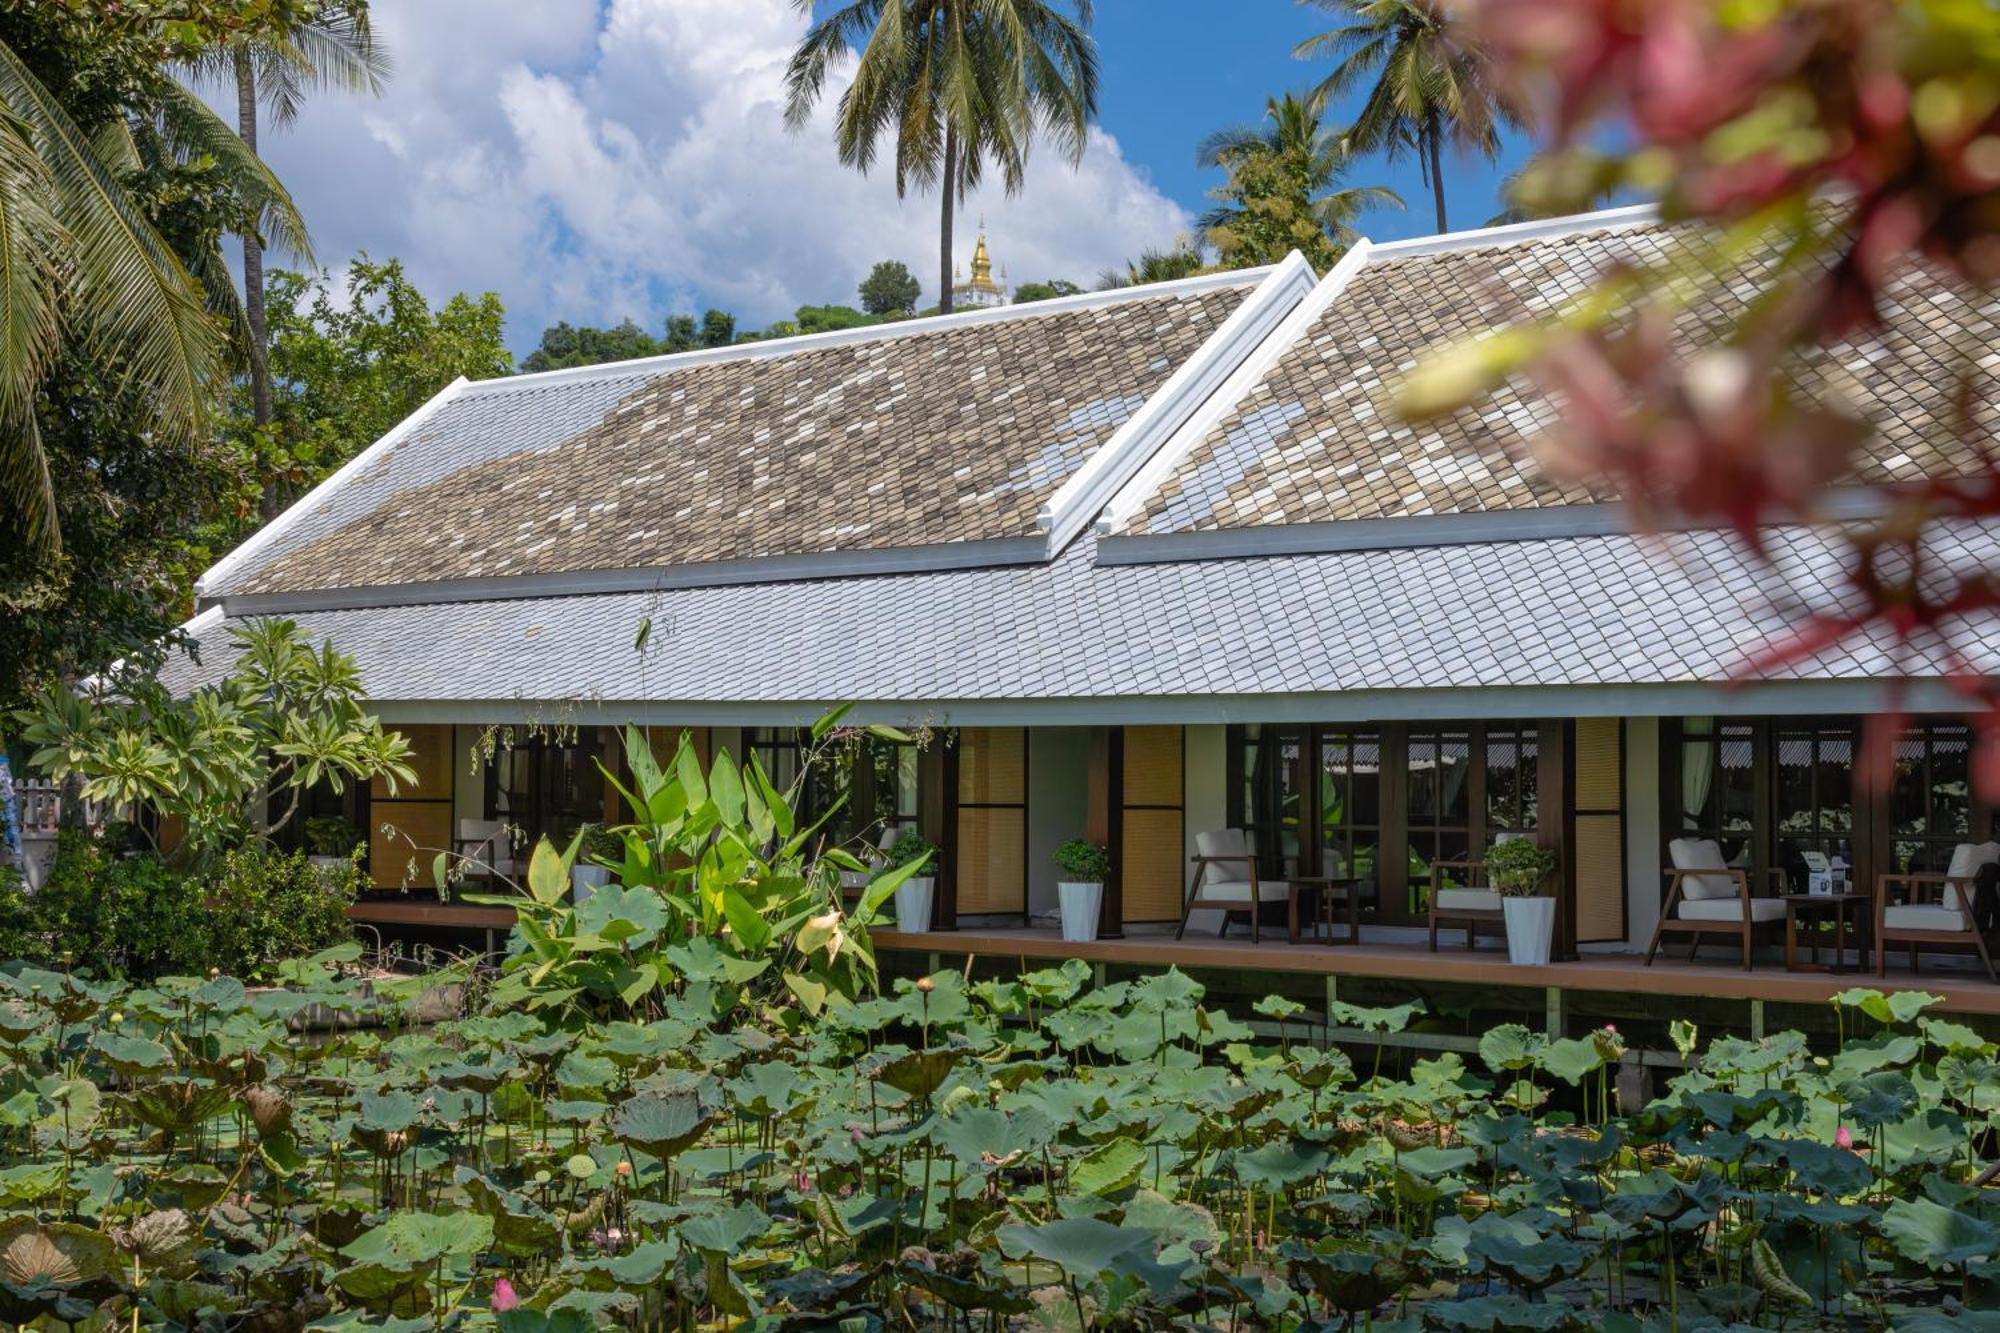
236,53,277,521
1426,118,1447,234
938,123,958,315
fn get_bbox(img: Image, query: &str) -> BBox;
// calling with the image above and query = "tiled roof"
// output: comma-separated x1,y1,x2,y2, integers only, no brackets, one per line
1123,217,2000,537
211,279,1257,598
159,521,2000,716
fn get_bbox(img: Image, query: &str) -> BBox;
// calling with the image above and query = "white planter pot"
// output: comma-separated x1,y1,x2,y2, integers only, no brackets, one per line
1057,881,1103,943
572,865,611,902
894,877,935,933
1502,896,1557,966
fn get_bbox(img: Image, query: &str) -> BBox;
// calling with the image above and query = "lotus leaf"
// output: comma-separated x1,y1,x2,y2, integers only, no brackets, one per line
997,1217,1154,1277
611,1092,712,1159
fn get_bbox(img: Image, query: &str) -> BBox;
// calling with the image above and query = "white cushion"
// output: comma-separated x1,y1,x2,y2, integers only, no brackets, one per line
1435,888,1502,913
1676,897,1785,923
1196,828,1251,863
1669,838,1739,900
1885,904,1972,933
1196,879,1269,904
1942,842,2000,911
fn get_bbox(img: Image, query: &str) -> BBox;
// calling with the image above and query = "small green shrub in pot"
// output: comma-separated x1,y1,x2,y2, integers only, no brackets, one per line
304,815,359,859
1053,838,1110,884
1052,839,1110,944
885,829,938,876
1486,838,1558,895
884,829,939,932
580,823,624,864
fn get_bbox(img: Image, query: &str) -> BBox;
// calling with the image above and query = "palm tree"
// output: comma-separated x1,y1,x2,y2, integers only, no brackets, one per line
1295,0,1514,234
1197,92,1402,269
0,39,303,552
185,9,388,518
784,0,1097,315
1096,237,1209,290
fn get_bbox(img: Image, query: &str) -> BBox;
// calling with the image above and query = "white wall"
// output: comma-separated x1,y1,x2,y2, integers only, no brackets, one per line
1025,728,1091,919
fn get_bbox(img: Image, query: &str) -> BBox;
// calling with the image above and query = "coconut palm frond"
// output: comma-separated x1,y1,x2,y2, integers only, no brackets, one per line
150,77,313,266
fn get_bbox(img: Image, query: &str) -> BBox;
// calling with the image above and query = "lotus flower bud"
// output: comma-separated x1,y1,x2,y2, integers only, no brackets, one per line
492,1278,520,1312
915,976,935,994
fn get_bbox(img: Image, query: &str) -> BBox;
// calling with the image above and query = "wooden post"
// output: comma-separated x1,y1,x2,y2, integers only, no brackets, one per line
932,736,958,932
1099,727,1125,939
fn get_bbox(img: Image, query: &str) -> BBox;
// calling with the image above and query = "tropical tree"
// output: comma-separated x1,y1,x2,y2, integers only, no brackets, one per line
783,0,1098,315
858,258,922,315
0,8,304,552
1097,237,1208,290
183,5,389,519
1198,92,1402,270
1295,0,1516,233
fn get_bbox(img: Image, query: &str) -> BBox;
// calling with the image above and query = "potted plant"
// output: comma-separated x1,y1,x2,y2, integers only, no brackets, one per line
304,816,358,872
884,829,939,932
1487,838,1560,966
1052,839,1111,943
573,824,621,900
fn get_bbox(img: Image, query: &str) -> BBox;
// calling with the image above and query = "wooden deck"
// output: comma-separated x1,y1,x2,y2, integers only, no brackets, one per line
870,925,2000,1017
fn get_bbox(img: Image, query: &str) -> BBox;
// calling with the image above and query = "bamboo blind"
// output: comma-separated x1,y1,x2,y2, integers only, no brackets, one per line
1121,726,1185,923
1571,718,1626,944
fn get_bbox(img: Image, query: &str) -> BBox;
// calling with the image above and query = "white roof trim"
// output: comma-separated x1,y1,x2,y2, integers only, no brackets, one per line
194,375,471,604
453,265,1275,397
1094,241,1377,538
213,535,1052,617
1368,201,1662,260
366,677,1940,729
1036,251,1317,556
1099,487,1899,563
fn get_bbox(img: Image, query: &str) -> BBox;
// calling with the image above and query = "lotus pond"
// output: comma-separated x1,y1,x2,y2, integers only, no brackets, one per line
1,947,1999,1332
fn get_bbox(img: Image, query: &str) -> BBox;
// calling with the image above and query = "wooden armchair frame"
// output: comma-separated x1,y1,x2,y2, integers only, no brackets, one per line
1426,860,1504,952
1643,865,1787,971
1876,873,1997,983
1176,843,1268,944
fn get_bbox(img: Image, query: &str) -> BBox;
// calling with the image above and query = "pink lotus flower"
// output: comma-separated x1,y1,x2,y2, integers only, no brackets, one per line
492,1279,520,1313
1836,1125,1854,1150
1602,1023,1616,1034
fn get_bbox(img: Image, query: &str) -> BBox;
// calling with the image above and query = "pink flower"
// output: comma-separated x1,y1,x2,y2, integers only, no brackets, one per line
492,1279,520,1313
1602,1023,1616,1034
795,1169,812,1193
1836,1125,1854,1150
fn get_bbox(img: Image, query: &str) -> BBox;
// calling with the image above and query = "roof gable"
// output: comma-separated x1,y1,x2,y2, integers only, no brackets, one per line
200,265,1314,610
1106,206,2000,555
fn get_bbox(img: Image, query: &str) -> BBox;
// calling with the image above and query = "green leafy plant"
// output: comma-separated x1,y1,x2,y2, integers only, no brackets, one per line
1053,837,1111,883
1485,838,1558,896
304,815,359,858
14,618,415,864
885,828,939,880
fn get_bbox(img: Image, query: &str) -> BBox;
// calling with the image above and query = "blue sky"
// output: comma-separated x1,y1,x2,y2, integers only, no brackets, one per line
252,1,1532,353
1092,0,1529,247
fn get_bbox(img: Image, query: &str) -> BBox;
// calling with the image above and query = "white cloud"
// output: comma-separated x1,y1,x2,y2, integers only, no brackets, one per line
250,0,1194,350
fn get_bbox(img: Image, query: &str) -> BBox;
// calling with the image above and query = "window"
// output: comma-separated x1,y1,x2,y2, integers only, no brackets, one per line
1890,721,1973,874
1317,730,1380,894
1406,728,1473,906
486,731,605,848
1238,723,1305,877
806,734,922,852
1772,722,1855,888
1485,725,1540,836
1674,718,1758,866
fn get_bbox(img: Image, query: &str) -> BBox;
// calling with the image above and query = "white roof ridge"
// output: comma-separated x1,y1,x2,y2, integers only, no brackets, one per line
1365,201,1662,261
464,265,1276,396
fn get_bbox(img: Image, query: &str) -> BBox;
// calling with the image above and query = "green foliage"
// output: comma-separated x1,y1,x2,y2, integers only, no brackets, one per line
471,723,912,1022
303,813,357,857
7,830,357,977
885,827,939,877
14,617,414,861
1485,837,1558,896
1098,237,1209,289
1053,836,1110,882
1011,277,1082,303
1199,92,1401,270
661,308,737,351
242,255,510,509
519,318,661,373
857,259,921,316
0,960,1987,1326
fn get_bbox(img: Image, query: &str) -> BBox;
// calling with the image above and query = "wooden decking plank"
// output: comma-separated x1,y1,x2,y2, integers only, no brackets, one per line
872,927,2000,1016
